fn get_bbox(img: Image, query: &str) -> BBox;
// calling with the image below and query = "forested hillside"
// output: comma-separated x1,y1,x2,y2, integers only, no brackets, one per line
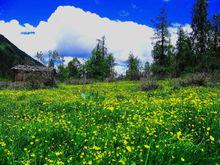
0,35,43,79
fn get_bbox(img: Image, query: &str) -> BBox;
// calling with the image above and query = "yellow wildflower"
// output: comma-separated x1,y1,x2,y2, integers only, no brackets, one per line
210,135,215,141
126,146,132,152
144,144,150,149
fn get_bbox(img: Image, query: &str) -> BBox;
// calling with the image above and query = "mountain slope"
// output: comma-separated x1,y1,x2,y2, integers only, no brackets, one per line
0,34,44,78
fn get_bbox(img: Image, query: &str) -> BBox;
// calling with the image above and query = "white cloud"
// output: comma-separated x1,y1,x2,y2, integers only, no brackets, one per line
63,57,73,66
63,56,86,66
0,6,191,74
0,6,155,74
168,23,192,46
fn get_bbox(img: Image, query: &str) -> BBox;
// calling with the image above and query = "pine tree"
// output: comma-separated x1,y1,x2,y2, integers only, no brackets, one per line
166,38,176,76
86,36,115,80
207,14,220,70
105,53,115,78
58,65,69,82
212,14,220,57
151,7,171,76
126,52,140,80
191,0,210,70
67,58,81,78
175,27,193,76
143,61,150,78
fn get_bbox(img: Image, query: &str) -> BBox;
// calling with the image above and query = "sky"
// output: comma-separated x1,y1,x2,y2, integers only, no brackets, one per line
0,0,219,74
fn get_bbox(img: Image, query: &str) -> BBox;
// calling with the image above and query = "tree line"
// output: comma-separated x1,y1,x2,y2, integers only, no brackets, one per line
36,36,116,81
129,0,220,79
151,0,220,77
36,0,220,81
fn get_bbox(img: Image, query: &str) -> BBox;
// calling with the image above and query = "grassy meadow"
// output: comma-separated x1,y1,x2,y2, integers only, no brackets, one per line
0,81,220,164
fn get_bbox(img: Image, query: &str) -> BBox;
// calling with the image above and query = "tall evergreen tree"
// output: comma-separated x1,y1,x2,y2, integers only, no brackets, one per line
151,7,171,76
207,14,220,70
143,61,151,78
191,0,210,70
67,58,81,78
212,14,220,57
86,36,115,80
105,53,116,78
126,53,140,80
58,65,69,82
175,27,193,75
166,38,176,76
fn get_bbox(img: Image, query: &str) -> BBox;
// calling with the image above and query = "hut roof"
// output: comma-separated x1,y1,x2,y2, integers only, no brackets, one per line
11,65,53,72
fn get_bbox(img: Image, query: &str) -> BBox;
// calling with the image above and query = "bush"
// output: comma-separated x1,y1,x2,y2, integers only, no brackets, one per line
211,70,220,83
26,75,47,89
105,77,117,83
176,73,211,87
65,78,96,85
140,79,160,91
150,64,170,78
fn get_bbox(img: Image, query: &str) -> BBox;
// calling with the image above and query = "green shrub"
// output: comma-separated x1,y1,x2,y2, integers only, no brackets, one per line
65,78,96,85
177,73,211,87
140,79,160,91
211,70,220,83
25,75,46,89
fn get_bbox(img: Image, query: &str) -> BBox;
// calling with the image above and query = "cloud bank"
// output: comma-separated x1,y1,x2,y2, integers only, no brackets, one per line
0,6,190,74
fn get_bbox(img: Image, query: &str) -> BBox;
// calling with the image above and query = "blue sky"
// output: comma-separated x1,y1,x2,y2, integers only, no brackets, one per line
1,0,219,27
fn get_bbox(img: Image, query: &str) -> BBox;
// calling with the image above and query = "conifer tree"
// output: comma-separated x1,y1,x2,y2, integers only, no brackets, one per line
207,14,220,70
175,27,193,75
191,0,209,70
151,7,171,76
126,52,140,80
67,58,81,78
212,14,220,57
86,36,115,80
143,61,150,78
105,53,115,78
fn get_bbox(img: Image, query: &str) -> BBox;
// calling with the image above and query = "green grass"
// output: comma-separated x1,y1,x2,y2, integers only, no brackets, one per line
0,81,220,164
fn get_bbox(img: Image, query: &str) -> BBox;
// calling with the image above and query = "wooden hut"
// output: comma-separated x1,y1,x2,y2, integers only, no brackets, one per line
11,65,55,86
